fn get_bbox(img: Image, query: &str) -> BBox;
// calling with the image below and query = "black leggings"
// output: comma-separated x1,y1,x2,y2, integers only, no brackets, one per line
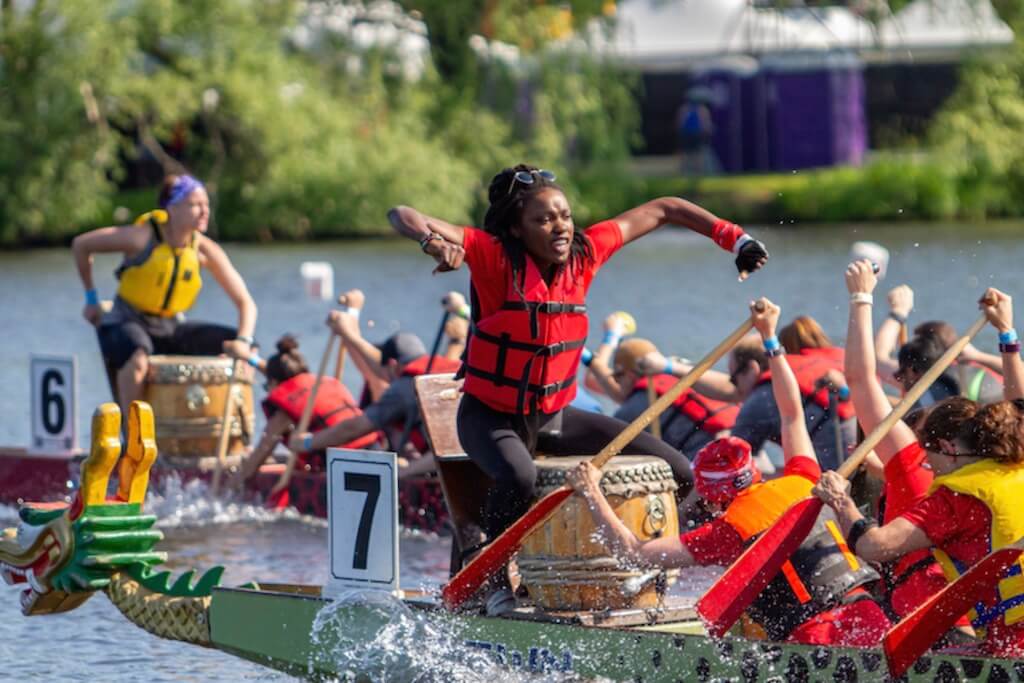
457,394,694,540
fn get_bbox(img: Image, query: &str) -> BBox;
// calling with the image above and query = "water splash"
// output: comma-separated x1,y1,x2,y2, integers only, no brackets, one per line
144,474,315,529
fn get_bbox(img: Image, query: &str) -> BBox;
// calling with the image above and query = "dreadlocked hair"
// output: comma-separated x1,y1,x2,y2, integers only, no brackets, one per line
483,164,592,306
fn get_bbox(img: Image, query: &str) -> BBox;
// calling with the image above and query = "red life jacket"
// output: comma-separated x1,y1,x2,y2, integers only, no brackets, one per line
463,257,588,414
758,347,854,421
263,374,381,453
401,354,462,377
633,374,738,435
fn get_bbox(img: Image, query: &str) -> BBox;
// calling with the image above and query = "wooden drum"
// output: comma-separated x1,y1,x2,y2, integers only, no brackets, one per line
143,355,254,465
518,455,680,612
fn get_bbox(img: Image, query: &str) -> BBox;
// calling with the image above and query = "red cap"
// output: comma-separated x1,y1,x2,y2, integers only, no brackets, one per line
693,436,760,504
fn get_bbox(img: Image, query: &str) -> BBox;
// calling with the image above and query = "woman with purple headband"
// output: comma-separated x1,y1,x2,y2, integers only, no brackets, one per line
72,174,257,418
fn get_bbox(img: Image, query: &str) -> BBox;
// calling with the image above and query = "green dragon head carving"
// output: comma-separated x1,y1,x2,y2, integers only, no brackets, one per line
0,402,193,615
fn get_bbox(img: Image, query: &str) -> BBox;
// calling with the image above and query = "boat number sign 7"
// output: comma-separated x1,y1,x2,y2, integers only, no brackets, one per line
30,354,78,454
326,449,400,596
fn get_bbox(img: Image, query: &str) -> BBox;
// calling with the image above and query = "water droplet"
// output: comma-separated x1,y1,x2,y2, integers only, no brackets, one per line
913,242,920,247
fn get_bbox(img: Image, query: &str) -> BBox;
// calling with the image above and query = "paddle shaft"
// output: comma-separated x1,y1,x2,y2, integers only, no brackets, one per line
333,342,347,381
835,313,987,480
211,358,243,494
442,312,757,609
297,333,338,437
646,380,662,438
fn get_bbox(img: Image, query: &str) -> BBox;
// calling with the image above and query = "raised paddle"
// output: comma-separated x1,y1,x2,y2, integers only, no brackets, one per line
270,332,339,496
884,537,1024,678
440,307,761,610
696,313,989,638
211,358,244,494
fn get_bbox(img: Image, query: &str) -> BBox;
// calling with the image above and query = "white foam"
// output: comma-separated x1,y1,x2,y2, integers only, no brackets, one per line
144,475,321,529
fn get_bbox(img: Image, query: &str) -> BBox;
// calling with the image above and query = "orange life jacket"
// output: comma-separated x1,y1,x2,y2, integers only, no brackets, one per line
722,473,880,640
758,347,854,421
263,374,381,455
634,374,739,435
463,257,587,414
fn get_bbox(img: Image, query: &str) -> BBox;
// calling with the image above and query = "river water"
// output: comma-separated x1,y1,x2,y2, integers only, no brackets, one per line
0,221,1020,680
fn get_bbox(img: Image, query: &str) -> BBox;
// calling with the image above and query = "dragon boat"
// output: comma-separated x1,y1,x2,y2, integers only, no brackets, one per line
3,400,1023,681
0,353,448,533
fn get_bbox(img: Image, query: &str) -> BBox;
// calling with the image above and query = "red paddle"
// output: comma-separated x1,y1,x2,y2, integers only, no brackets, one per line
885,538,1024,678
441,311,760,610
696,314,988,638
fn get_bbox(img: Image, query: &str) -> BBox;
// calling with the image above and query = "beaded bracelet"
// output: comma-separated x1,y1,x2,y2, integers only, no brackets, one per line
419,232,443,252
888,311,907,325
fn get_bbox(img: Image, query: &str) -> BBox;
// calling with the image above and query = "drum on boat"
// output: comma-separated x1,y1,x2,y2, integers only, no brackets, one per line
143,355,254,466
518,455,679,611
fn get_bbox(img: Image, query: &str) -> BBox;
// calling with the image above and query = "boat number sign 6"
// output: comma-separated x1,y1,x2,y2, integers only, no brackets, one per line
325,448,400,596
29,354,78,454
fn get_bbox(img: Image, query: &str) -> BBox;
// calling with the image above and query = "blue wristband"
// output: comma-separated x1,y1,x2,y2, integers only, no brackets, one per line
763,336,781,352
581,348,593,366
664,359,674,375
838,385,850,402
999,329,1018,344
602,331,622,347
303,434,314,451
85,289,100,306
247,354,262,368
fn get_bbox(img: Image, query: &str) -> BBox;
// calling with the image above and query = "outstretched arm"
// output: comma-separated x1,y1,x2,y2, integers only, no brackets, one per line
567,462,696,568
388,206,466,273
845,260,916,463
751,298,816,464
585,314,634,403
613,197,768,280
71,225,149,326
980,288,1024,401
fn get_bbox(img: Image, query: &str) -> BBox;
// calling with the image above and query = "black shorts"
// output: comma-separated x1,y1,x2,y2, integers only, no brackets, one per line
98,319,237,370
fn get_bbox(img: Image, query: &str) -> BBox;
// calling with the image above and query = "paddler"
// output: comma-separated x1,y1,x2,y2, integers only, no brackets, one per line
231,334,382,488
72,174,257,418
289,290,461,477
568,299,891,648
588,334,739,460
388,164,768,613
814,287,1024,658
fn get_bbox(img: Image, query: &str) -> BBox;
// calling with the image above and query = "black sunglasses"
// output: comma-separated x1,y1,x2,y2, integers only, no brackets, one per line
508,169,556,195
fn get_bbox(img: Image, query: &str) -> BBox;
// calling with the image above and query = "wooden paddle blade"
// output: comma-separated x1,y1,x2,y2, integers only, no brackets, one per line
441,486,573,610
884,545,1024,679
697,497,822,638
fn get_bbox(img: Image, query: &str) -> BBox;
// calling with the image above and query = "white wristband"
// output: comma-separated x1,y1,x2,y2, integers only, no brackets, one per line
345,307,360,319
732,233,753,255
850,292,874,306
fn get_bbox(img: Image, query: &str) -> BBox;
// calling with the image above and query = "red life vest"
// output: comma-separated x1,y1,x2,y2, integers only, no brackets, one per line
758,347,854,421
263,374,381,454
463,257,588,414
401,354,462,377
634,374,738,435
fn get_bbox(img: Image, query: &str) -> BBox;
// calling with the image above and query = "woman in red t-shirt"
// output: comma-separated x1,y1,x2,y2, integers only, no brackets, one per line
815,287,1024,657
388,164,768,612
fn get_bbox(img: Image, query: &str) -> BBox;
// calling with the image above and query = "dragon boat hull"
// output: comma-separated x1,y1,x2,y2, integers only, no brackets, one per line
0,447,448,533
209,584,1022,681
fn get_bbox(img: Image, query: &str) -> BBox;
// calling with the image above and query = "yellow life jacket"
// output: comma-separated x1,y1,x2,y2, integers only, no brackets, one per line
930,458,1024,629
116,211,203,317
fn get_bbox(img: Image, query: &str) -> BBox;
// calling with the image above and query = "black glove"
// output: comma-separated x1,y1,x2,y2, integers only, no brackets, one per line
735,238,769,275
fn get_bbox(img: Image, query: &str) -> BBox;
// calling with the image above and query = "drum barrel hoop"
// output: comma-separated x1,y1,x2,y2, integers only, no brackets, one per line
518,567,680,585
517,556,623,571
147,361,252,385
535,462,677,498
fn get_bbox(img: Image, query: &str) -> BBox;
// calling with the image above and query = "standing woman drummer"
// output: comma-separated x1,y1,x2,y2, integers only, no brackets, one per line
72,174,258,418
388,164,769,611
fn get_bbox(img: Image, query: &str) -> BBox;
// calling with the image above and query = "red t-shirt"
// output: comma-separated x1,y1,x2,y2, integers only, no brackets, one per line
461,220,624,318
901,486,1024,655
882,441,934,523
681,456,821,566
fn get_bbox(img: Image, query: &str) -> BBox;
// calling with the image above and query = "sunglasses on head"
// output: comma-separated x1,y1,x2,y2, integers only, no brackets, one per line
508,169,556,195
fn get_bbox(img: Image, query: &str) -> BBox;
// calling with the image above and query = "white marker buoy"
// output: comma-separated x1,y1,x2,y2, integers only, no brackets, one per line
300,261,334,301
850,241,890,280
